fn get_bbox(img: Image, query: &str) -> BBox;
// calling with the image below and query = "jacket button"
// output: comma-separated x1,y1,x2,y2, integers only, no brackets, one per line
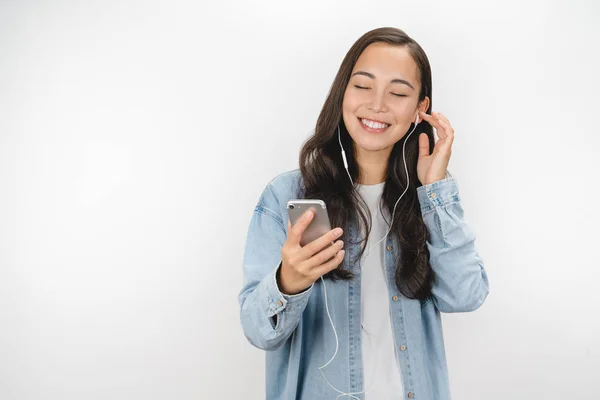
392,296,399,301
277,300,283,307
386,245,393,251
408,392,414,398
400,345,406,351
430,192,437,199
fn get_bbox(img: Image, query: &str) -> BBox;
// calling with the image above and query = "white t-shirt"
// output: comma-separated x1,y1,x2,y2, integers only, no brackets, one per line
357,181,404,399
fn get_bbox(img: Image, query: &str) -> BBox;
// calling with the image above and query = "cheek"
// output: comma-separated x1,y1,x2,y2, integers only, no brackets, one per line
392,103,418,121
342,87,367,111
342,92,355,112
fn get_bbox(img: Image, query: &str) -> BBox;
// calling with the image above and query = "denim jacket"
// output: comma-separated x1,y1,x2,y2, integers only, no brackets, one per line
238,169,489,400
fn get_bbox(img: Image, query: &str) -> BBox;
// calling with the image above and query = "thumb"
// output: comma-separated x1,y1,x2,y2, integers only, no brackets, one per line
418,133,430,159
289,209,314,245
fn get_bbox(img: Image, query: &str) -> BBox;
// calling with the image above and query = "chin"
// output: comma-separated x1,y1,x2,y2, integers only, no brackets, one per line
352,136,395,152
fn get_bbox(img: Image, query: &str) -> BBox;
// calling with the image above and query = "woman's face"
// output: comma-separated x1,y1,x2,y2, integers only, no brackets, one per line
342,42,430,156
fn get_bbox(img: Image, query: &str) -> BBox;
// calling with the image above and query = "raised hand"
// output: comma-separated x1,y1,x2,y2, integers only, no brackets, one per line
417,111,455,185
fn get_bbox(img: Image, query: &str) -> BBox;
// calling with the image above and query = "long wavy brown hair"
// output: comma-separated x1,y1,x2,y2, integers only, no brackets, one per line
297,27,436,300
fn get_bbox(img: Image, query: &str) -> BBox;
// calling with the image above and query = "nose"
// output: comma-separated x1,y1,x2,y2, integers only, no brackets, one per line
367,91,388,113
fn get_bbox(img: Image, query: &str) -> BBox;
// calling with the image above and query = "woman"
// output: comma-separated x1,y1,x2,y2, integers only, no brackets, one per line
239,27,489,400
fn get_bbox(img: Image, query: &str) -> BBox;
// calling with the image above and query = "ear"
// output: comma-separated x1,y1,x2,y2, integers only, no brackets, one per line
417,96,430,115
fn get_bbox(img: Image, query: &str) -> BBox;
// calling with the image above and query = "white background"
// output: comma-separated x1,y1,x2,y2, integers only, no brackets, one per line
1,0,599,399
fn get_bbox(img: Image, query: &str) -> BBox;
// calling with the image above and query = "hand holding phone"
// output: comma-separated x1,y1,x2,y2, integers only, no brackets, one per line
287,200,332,247
278,200,345,295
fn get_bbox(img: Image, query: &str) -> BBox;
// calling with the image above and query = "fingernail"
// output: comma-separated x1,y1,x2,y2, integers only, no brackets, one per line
305,210,314,219
334,228,343,236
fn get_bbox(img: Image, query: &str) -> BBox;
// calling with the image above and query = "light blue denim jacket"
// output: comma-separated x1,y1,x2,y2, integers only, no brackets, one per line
238,169,489,400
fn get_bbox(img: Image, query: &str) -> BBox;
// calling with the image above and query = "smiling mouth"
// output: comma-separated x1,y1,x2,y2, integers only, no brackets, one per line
358,117,391,133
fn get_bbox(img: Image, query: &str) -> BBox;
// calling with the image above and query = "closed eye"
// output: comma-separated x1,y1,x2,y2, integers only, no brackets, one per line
354,85,406,97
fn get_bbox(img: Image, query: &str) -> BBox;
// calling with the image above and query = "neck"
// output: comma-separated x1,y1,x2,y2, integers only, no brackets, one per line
355,146,392,185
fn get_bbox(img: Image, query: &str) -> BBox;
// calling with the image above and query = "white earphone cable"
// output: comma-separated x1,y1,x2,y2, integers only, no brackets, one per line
318,116,420,398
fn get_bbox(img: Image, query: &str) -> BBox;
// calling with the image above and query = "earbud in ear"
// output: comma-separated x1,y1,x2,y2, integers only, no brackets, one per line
415,114,419,125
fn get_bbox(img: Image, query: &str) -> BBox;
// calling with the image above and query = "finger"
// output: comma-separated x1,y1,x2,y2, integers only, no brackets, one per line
289,208,315,245
305,239,344,269
433,112,453,129
433,112,454,136
435,121,455,150
418,133,430,159
300,226,343,258
312,249,346,278
435,118,449,140
419,111,443,131
418,112,443,141
433,112,454,141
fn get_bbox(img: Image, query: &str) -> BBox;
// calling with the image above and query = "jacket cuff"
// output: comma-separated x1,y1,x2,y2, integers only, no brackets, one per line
265,261,313,318
417,176,461,214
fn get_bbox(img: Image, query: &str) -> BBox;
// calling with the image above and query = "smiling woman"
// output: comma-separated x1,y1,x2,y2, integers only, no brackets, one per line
340,42,433,187
345,48,424,145
239,27,489,400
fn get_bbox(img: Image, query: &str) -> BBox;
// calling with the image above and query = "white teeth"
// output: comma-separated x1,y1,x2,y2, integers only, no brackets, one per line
361,118,389,129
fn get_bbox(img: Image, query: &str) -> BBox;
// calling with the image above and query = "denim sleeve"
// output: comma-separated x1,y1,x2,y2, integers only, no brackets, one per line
417,176,490,313
238,183,313,351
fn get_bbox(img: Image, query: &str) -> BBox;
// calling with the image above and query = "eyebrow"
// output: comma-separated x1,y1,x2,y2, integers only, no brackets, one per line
351,71,415,90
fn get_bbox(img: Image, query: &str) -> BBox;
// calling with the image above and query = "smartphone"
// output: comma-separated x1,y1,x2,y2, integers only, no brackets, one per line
287,199,333,247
